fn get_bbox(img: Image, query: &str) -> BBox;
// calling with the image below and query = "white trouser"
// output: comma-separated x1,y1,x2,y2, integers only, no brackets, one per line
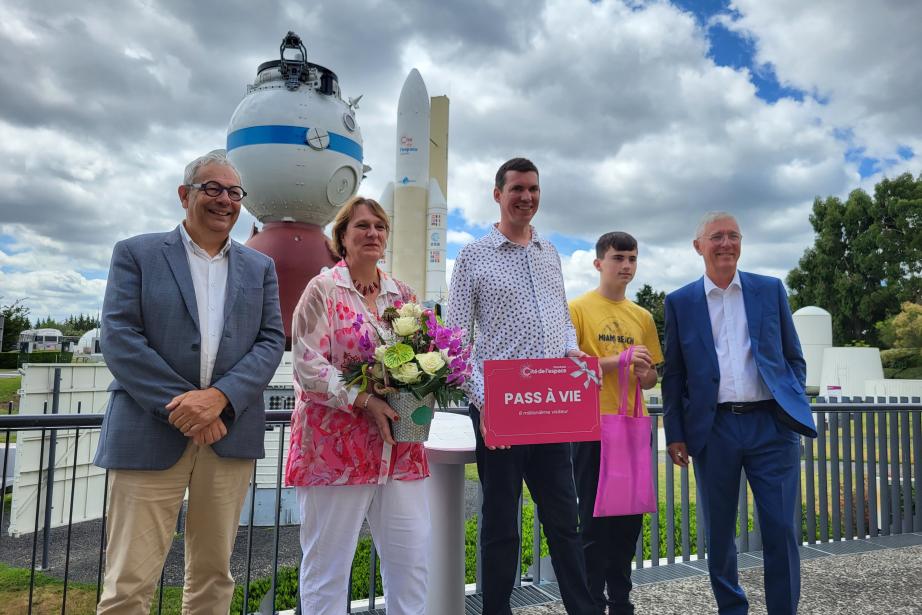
296,479,430,615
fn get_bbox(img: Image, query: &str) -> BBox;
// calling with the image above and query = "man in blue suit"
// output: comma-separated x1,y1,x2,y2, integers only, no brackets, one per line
662,211,816,615
94,150,285,614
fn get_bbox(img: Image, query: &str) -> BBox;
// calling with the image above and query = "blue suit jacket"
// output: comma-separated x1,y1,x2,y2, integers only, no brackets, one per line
662,271,817,457
94,226,286,470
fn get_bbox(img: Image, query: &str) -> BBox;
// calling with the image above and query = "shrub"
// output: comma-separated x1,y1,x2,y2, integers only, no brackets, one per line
880,348,922,371
641,501,699,559
3,351,74,367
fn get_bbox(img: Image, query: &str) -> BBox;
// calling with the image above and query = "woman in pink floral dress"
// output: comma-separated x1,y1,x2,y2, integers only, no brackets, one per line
286,196,430,615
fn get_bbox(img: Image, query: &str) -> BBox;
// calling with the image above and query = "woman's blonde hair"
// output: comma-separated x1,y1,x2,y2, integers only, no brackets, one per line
330,196,391,258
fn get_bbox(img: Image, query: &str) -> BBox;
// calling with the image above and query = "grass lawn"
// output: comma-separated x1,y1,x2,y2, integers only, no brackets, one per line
0,377,20,413
0,563,183,615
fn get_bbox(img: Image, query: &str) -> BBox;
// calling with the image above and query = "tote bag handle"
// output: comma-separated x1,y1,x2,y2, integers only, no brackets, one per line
617,345,644,418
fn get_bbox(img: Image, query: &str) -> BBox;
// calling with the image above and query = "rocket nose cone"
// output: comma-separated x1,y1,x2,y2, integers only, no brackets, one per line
398,68,430,110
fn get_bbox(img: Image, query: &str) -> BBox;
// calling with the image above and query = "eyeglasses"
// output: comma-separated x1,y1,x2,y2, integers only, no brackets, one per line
706,232,743,244
187,181,247,201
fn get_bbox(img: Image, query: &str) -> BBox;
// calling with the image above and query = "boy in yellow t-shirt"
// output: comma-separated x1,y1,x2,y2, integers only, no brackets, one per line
569,231,663,615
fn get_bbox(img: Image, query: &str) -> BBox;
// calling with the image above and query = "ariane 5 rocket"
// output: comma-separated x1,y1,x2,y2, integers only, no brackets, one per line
379,69,449,304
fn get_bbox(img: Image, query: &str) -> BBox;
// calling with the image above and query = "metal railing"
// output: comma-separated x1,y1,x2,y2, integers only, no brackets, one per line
1,391,919,614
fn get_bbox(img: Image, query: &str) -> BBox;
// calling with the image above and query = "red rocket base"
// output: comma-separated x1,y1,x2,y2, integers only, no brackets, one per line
246,222,337,348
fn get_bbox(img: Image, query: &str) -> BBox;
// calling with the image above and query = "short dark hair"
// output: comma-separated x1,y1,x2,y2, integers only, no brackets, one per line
495,157,539,190
595,232,638,259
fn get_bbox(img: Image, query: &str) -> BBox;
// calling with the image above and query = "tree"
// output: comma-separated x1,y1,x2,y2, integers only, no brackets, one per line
877,302,922,349
34,315,65,331
634,284,665,348
787,172,922,346
61,313,101,337
1,298,32,352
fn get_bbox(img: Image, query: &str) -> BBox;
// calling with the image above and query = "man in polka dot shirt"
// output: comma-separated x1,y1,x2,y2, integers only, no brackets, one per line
448,158,599,615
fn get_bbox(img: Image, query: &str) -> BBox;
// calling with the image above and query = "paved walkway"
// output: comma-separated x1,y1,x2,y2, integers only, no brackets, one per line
512,535,922,614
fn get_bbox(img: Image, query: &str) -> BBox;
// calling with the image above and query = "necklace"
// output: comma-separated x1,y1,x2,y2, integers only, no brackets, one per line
353,278,379,296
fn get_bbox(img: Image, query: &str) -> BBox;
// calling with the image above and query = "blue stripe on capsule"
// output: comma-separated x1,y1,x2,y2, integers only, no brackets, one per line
226,125,363,163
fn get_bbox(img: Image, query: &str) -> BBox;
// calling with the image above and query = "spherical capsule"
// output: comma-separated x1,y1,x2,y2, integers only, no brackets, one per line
226,58,364,226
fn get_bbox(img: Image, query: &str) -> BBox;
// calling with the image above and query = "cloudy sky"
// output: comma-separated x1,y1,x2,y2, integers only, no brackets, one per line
1,0,920,321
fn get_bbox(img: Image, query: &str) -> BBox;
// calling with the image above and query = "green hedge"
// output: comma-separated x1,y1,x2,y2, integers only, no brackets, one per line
234,496,899,610
881,348,922,369
0,351,73,369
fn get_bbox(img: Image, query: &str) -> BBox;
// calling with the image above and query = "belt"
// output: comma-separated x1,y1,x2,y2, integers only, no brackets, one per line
716,400,777,414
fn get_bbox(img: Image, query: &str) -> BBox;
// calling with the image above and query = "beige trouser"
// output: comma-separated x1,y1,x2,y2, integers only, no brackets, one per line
96,441,253,615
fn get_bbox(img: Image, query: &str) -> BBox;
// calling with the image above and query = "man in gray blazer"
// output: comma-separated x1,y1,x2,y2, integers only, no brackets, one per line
94,150,285,614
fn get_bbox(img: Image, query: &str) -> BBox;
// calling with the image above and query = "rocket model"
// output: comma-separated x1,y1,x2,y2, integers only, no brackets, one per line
225,32,366,344
379,69,449,304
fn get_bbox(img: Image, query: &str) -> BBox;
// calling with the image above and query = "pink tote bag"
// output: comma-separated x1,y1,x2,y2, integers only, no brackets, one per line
592,345,656,517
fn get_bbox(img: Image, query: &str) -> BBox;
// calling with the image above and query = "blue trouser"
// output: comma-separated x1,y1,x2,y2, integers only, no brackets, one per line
469,405,600,615
693,404,802,615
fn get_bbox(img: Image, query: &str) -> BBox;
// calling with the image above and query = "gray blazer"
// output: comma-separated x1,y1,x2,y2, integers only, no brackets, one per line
94,226,285,470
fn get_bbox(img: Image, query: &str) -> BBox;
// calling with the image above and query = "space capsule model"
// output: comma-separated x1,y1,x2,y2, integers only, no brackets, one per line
226,32,366,343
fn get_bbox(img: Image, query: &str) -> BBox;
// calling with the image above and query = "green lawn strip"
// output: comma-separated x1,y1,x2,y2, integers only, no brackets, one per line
0,377,20,411
0,562,185,615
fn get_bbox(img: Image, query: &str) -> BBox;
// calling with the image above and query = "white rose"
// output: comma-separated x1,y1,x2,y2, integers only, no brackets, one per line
398,303,423,319
393,316,420,337
374,344,387,363
391,362,422,384
415,351,446,375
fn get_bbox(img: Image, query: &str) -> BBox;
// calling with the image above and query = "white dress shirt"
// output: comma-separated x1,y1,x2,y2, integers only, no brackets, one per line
703,271,772,403
446,224,579,409
179,223,229,388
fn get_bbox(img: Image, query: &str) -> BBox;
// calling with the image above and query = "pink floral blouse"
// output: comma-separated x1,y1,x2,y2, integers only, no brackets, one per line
285,262,429,487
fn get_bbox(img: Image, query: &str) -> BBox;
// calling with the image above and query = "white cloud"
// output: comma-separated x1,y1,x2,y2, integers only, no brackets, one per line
0,0,918,321
447,230,475,245
724,0,922,159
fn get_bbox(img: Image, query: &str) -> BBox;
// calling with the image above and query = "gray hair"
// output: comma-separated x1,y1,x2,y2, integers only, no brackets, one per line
695,211,738,238
183,149,240,185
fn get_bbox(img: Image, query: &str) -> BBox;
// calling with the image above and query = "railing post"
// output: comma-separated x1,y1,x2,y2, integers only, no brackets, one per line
817,411,829,541
29,401,49,611
651,414,660,565
738,470,748,552
843,412,854,539
62,400,83,614
829,412,841,541
854,411,865,540
889,409,900,533
0,401,13,534
515,492,523,586
913,410,922,532
794,438,803,544
900,411,912,533
866,410,878,537
532,501,541,584
42,367,62,570
804,418,816,544
665,454,675,564
270,423,286,613
878,411,890,535
680,466,690,561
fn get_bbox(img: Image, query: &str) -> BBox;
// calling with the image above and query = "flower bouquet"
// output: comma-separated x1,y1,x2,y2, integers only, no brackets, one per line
341,301,472,442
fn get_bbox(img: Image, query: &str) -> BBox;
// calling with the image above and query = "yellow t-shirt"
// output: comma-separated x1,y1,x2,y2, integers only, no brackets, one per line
569,291,664,415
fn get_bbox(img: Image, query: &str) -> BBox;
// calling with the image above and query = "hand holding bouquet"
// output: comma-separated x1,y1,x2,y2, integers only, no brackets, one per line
342,302,472,424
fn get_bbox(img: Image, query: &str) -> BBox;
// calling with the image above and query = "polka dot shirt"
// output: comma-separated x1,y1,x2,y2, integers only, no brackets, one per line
446,224,578,409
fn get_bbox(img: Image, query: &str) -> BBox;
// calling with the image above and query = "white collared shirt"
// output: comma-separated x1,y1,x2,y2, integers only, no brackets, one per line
703,271,772,403
179,223,230,388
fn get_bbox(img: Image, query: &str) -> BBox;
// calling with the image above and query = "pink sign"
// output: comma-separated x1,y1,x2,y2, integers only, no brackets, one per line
483,357,602,447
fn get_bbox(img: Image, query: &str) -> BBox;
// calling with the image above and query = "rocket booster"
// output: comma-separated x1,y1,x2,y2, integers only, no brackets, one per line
383,69,448,303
